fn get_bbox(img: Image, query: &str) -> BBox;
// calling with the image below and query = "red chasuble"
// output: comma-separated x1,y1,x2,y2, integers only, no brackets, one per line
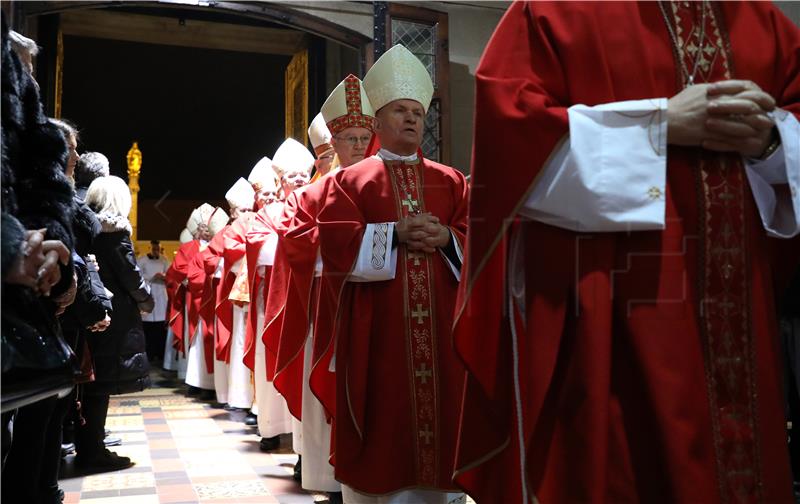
198,226,234,363
274,179,337,421
244,202,283,373
187,244,216,373
317,155,468,494
166,240,201,354
454,3,800,503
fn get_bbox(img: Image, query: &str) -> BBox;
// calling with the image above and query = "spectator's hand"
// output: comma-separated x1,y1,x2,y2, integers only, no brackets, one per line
54,272,78,315
86,254,99,271
36,239,70,296
90,313,111,332
152,272,166,282
5,230,44,289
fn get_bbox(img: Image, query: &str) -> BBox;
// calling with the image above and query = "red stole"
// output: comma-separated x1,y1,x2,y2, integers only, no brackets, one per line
274,181,331,421
455,3,799,503
317,155,468,493
244,203,283,372
187,245,215,373
166,240,200,354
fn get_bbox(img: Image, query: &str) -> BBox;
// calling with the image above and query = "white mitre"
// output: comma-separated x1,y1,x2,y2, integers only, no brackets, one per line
207,206,230,235
272,138,315,177
307,113,334,157
363,44,434,112
320,74,376,135
179,228,193,244
186,202,214,236
225,177,255,210
248,157,279,193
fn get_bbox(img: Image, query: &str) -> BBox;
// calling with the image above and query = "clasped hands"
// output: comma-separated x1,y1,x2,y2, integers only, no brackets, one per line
395,213,449,254
6,228,70,296
667,79,778,158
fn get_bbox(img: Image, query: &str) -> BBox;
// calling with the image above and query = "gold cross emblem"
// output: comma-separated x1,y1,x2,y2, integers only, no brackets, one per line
647,186,663,200
409,251,424,266
415,363,432,384
419,424,433,445
411,304,429,324
402,197,418,213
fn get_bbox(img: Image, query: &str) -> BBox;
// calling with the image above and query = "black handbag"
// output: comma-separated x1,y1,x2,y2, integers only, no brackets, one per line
1,288,79,413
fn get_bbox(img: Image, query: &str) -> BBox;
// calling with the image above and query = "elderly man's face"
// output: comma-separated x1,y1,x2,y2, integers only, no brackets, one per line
282,168,310,195
374,99,424,156
255,188,278,209
314,148,335,176
196,223,212,241
332,126,373,168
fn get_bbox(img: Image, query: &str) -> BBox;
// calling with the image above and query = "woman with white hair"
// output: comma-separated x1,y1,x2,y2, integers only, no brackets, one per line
79,175,154,471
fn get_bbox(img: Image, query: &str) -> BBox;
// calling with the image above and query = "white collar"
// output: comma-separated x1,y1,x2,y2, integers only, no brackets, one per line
377,148,418,162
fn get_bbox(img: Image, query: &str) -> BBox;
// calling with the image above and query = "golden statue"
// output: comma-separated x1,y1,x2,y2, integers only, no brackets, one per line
126,142,142,241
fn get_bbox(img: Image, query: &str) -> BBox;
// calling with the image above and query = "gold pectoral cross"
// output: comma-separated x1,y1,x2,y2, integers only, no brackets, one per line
402,197,419,214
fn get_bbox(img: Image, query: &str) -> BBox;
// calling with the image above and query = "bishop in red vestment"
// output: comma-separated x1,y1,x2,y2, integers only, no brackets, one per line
317,45,469,502
454,2,800,503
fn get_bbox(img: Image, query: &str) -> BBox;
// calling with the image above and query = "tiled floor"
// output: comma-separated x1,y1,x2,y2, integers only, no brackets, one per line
59,369,327,504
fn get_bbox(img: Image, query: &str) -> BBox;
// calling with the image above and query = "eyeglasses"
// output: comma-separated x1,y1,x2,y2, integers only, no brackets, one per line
335,135,372,146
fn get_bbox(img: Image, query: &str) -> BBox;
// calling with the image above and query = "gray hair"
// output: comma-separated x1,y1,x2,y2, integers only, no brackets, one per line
75,152,110,189
85,175,131,218
8,31,39,58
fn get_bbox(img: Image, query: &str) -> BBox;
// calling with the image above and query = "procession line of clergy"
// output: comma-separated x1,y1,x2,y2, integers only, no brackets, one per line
166,44,470,504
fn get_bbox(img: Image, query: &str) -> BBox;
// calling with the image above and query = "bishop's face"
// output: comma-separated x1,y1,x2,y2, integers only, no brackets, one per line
255,188,278,209
282,168,311,195
332,126,373,168
314,148,335,176
374,99,424,156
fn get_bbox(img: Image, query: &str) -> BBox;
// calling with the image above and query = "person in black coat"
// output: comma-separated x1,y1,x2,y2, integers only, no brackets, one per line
1,15,80,504
79,175,153,470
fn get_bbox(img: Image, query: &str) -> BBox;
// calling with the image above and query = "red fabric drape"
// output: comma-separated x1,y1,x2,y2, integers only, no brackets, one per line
454,3,800,503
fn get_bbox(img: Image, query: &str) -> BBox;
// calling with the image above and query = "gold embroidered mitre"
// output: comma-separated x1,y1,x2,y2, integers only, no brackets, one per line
321,74,376,134
363,44,434,112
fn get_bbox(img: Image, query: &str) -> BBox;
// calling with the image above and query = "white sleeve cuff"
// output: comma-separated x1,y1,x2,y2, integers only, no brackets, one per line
438,230,463,281
256,234,279,267
213,258,224,279
743,109,800,238
348,223,397,282
521,98,668,232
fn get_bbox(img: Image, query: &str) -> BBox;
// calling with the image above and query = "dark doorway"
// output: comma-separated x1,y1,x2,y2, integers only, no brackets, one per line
62,35,291,239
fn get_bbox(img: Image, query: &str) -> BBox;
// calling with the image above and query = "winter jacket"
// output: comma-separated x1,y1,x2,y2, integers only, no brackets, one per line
61,199,107,338
1,15,79,408
83,211,153,395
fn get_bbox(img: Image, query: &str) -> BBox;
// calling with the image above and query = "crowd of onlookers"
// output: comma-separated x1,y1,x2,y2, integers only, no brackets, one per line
2,17,155,503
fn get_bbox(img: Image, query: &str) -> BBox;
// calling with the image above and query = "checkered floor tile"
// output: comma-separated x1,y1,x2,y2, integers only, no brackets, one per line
59,368,326,503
